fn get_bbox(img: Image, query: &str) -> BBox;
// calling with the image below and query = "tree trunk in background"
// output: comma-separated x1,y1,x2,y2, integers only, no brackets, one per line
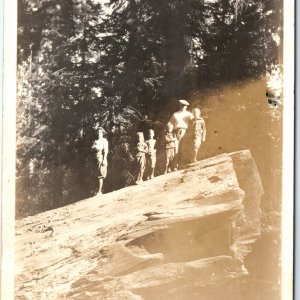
121,0,139,106
53,92,64,208
163,3,190,98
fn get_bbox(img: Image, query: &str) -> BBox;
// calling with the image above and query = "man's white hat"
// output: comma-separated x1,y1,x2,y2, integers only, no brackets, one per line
179,99,190,106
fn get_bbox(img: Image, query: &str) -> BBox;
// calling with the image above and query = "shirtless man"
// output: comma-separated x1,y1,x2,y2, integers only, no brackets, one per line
92,127,109,195
167,99,193,167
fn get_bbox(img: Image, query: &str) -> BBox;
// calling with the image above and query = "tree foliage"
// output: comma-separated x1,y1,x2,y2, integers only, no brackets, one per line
17,0,282,218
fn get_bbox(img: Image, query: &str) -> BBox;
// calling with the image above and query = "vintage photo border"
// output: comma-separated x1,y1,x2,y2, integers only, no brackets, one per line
295,2,300,298
0,0,295,298
281,0,294,298
2,0,17,298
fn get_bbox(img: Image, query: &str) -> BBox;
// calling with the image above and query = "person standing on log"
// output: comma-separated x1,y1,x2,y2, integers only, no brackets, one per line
146,129,157,179
92,127,109,195
164,123,177,173
135,132,148,184
190,108,206,162
167,99,193,167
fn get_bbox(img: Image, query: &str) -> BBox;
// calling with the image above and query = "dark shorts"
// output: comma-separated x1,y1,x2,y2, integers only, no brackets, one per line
166,148,175,160
137,155,146,171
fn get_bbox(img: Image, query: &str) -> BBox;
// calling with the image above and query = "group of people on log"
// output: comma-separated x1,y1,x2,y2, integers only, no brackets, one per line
93,99,206,194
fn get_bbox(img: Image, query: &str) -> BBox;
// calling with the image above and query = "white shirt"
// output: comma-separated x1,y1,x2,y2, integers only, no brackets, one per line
93,138,108,158
168,110,193,130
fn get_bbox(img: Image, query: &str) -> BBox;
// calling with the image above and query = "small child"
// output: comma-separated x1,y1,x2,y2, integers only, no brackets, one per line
92,127,109,195
191,108,206,162
146,129,157,179
135,132,148,184
164,124,178,173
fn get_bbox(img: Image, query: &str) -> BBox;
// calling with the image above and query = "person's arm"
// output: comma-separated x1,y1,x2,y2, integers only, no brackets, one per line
94,141,103,164
165,134,173,143
102,139,108,166
201,119,206,141
146,141,150,154
144,143,149,153
137,143,144,152
153,140,157,154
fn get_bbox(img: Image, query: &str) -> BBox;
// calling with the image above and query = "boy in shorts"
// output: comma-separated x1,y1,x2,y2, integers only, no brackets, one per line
146,129,157,179
190,108,206,162
92,127,109,195
164,124,178,173
135,132,148,184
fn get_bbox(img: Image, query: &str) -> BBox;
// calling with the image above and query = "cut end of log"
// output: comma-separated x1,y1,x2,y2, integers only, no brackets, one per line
15,150,263,299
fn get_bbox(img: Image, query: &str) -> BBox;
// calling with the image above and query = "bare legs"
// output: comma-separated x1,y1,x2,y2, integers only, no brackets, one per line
98,178,104,194
192,139,202,163
164,159,171,174
136,155,146,184
192,150,198,162
136,170,144,184
148,167,155,179
165,150,176,174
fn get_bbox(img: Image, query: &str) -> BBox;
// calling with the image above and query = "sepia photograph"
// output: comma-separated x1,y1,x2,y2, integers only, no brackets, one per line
1,0,294,298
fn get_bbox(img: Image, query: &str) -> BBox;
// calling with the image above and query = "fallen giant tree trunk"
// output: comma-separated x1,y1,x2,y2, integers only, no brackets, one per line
15,150,263,299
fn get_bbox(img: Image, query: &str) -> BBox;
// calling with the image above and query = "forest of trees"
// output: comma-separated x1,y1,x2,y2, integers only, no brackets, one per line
16,0,282,218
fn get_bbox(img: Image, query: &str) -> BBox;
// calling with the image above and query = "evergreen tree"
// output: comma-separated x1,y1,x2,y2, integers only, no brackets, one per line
16,0,283,217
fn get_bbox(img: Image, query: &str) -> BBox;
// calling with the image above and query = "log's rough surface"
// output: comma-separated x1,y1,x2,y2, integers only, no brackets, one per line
15,150,263,300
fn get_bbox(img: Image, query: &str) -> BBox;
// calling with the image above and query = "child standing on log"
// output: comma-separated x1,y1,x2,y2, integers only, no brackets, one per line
146,129,157,179
190,108,206,162
164,124,178,173
135,132,148,184
92,127,109,195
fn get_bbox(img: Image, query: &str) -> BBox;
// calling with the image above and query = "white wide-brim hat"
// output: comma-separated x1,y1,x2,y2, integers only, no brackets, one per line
179,99,190,106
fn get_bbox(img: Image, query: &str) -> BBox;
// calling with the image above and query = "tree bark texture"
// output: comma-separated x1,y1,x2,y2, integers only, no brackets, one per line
15,150,263,299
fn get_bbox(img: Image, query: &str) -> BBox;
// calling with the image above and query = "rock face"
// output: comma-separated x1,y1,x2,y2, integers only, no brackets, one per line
15,150,263,299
